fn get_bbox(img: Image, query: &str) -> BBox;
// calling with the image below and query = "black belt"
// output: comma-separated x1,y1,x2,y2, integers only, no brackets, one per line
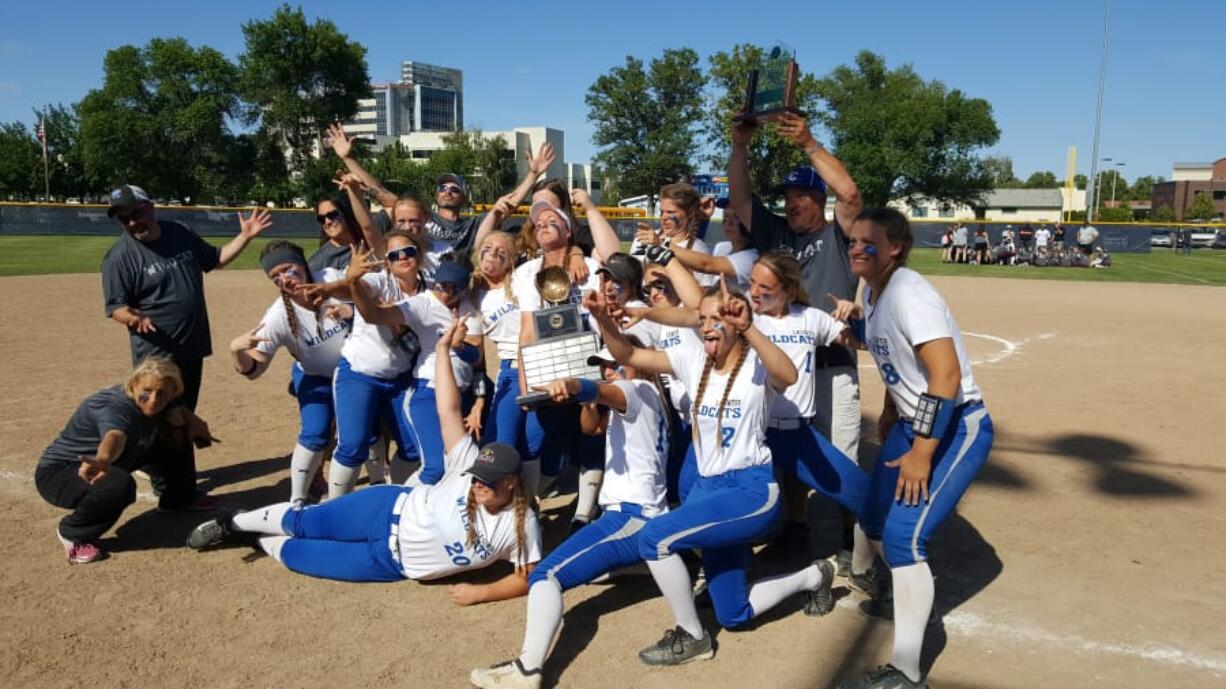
812,345,856,369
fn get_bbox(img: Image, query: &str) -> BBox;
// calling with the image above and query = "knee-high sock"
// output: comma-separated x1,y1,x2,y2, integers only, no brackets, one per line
747,563,823,619
258,535,289,563
231,503,294,535
519,460,541,501
518,580,563,672
852,524,876,575
890,562,934,683
646,554,703,639
328,462,359,500
389,458,420,485
573,468,603,523
289,444,324,504
365,440,388,484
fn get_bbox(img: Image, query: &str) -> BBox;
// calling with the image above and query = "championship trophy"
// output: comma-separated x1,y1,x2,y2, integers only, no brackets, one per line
734,44,802,123
515,267,603,407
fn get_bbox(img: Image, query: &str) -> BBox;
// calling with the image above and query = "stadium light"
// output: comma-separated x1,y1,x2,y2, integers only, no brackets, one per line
1086,0,1112,223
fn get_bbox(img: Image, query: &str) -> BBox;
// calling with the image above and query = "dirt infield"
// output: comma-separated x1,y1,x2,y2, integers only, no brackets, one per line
2,271,1223,689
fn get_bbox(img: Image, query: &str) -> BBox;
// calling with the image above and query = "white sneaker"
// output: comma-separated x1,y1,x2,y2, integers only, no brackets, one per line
470,659,541,689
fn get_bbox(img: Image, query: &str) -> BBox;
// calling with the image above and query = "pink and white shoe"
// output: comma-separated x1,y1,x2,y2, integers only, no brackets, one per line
56,531,105,564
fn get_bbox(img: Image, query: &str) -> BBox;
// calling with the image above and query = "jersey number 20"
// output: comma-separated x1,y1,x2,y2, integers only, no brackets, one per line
444,541,471,567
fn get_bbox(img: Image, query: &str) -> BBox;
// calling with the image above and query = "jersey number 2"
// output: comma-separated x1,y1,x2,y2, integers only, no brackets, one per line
720,426,734,448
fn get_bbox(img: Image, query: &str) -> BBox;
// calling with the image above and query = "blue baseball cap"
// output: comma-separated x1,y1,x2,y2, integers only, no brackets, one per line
433,260,470,287
775,166,827,195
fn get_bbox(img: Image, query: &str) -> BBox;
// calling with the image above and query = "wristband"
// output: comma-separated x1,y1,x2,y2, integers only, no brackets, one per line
455,342,480,365
849,318,866,343
913,393,955,439
575,378,599,403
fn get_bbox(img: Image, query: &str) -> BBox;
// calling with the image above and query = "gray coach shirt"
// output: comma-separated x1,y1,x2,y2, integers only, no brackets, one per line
749,198,858,306
39,386,159,469
102,220,220,363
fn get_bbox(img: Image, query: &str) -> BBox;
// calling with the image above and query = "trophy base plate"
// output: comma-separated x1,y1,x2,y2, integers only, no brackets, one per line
734,106,804,123
515,391,552,408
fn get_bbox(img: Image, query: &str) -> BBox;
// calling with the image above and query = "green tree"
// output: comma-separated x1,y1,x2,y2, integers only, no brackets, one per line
1150,204,1175,222
470,133,517,205
0,122,40,199
812,51,999,208
1024,170,1058,188
981,156,1019,187
1128,175,1158,202
1074,174,1087,190
77,38,241,202
1185,191,1215,221
1097,206,1133,222
586,48,706,212
1096,169,1128,206
239,4,369,172
704,44,821,202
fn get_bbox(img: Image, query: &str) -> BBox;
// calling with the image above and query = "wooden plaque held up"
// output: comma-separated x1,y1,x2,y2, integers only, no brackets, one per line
735,57,802,123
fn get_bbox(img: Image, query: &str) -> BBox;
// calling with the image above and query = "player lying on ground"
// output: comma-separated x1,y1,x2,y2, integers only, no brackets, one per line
35,357,220,564
587,280,840,666
470,341,671,689
187,320,541,604
829,208,994,689
229,240,351,506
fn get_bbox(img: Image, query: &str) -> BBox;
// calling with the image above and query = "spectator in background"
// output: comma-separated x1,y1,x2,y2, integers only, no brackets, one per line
952,222,969,263
1034,224,1052,254
1077,222,1099,256
972,224,991,265
1018,223,1035,251
1053,221,1066,251
940,225,953,263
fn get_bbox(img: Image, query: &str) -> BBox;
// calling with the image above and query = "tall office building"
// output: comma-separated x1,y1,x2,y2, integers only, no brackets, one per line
401,61,464,132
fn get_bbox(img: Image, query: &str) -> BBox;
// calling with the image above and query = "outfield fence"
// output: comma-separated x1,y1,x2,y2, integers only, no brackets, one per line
4,202,1222,253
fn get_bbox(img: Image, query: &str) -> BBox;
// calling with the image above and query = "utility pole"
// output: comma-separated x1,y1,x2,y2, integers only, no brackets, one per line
1086,0,1112,223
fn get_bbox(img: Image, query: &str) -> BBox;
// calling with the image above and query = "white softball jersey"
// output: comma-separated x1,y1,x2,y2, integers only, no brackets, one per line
712,241,760,290
255,268,350,377
655,324,703,414
341,272,418,379
862,267,982,420
511,256,602,314
477,286,521,363
621,298,659,349
756,304,846,419
396,291,484,388
394,435,542,580
599,379,670,517
665,340,775,477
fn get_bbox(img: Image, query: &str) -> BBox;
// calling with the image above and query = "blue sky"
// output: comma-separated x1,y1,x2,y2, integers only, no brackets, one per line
2,0,1222,182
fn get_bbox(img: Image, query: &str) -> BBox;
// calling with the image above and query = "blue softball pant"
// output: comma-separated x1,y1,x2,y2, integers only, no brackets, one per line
482,360,544,459
767,423,867,513
534,403,604,477
279,484,409,582
637,464,781,629
858,401,993,568
406,379,475,485
290,363,335,452
666,415,692,504
331,358,415,468
528,504,650,591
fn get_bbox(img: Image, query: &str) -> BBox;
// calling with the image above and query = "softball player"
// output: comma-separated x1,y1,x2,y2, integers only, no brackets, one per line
470,230,544,493
747,251,868,551
347,246,484,486
188,321,541,598
228,241,350,505
833,208,992,689
470,348,670,689
588,281,838,666
302,232,426,498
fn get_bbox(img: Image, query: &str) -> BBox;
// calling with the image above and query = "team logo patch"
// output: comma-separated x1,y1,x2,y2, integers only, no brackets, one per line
477,449,497,464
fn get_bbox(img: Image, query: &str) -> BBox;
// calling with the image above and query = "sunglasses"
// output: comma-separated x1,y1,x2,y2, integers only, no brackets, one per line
646,279,673,293
316,209,343,225
387,246,418,262
271,266,306,286
437,184,464,195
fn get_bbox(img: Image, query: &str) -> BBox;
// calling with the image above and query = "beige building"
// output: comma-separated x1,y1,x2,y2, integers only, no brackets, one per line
896,188,1086,222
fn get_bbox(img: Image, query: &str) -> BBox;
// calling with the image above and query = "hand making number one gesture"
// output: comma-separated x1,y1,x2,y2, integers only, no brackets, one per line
717,275,751,335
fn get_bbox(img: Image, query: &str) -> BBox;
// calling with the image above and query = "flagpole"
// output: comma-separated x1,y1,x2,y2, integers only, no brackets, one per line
40,109,50,202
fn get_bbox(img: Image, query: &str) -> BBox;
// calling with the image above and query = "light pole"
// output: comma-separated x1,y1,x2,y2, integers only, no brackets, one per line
1095,157,1112,216
1110,161,1126,207
1086,0,1112,223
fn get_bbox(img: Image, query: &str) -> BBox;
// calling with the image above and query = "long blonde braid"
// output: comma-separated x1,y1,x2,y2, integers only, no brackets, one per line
464,477,532,574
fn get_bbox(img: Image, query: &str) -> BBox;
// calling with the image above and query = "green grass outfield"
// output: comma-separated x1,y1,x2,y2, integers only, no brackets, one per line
1,234,1224,286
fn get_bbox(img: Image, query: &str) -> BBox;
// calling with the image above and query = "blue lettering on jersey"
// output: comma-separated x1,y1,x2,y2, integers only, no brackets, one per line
484,301,517,325
659,332,683,349
768,332,817,346
870,337,891,358
300,321,349,349
454,494,494,560
696,401,743,420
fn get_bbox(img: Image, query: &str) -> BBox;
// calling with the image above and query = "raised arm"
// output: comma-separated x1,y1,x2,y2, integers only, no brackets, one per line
571,189,620,262
728,117,758,232
473,143,556,250
218,208,273,267
327,123,397,209
337,173,385,255
434,320,469,453
777,112,862,235
657,251,704,309
719,279,796,390
345,246,405,326
673,243,737,279
584,292,672,375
